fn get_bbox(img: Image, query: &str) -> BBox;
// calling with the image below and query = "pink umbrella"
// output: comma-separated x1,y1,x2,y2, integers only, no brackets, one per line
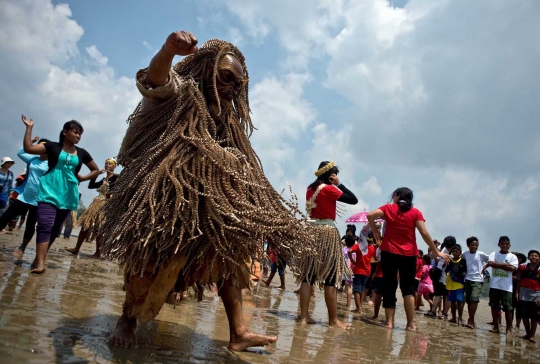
346,211,383,223
346,211,369,223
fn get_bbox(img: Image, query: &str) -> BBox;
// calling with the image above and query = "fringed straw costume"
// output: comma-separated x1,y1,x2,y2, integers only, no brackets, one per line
99,39,312,322
295,162,353,289
78,169,118,232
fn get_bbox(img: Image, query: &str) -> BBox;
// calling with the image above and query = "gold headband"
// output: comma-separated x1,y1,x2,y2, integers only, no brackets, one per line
314,161,335,177
106,158,117,166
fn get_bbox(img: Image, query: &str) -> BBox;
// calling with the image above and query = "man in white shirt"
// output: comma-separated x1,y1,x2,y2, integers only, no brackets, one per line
484,236,519,334
462,236,490,329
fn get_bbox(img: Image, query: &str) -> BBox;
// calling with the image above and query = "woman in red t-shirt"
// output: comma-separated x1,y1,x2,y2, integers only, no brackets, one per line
298,161,358,329
367,187,449,331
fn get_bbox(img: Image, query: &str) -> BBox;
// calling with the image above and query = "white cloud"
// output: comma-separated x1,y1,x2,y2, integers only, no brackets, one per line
0,0,140,206
86,45,108,66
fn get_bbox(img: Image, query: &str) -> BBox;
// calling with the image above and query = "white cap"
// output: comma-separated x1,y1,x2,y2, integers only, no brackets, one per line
1,157,15,167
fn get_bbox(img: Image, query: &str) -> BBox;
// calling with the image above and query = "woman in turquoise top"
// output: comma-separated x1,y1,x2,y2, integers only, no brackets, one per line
21,114,99,274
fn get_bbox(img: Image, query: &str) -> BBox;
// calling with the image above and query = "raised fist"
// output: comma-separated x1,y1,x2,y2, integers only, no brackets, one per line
163,31,198,56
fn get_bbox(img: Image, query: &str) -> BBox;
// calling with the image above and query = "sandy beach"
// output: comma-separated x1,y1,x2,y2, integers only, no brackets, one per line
0,233,538,363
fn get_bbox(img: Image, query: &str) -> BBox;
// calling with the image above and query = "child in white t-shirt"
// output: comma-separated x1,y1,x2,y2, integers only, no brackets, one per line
462,236,490,329
483,236,519,334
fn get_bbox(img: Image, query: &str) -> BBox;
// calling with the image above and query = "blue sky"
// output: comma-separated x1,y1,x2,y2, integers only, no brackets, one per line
1,0,539,255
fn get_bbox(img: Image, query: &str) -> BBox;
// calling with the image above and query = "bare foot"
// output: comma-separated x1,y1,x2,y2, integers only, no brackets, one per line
12,249,24,258
448,318,457,324
278,286,286,290
109,317,138,348
370,315,378,321
350,309,361,313
381,323,393,329
300,316,316,324
464,323,475,329
31,264,46,274
368,301,374,306
489,328,500,334
65,247,79,255
506,329,513,336
264,280,270,287
329,319,351,330
89,253,102,259
406,324,417,332
228,330,277,351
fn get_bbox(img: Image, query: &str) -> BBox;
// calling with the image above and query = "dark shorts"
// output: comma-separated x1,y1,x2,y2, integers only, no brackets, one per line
270,262,285,275
464,280,483,303
433,281,447,297
521,300,540,320
353,274,369,294
489,288,513,312
448,288,465,302
373,277,384,294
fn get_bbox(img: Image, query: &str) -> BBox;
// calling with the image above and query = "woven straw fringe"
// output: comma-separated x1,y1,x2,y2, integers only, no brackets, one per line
77,197,107,231
98,40,314,289
295,224,352,289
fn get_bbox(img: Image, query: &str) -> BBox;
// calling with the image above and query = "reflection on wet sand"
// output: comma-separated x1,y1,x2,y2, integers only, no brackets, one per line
1,235,539,363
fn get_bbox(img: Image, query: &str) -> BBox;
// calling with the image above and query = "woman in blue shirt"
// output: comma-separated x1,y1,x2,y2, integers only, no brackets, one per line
0,138,50,257
21,114,99,274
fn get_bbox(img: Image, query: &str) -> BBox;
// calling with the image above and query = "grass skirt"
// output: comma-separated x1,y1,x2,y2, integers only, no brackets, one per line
295,220,352,289
77,197,106,231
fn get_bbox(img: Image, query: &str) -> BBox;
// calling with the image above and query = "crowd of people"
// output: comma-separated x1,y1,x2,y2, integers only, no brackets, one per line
0,29,538,352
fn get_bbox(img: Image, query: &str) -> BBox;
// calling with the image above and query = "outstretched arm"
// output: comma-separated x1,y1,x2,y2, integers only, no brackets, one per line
147,31,198,88
416,220,450,264
21,115,46,155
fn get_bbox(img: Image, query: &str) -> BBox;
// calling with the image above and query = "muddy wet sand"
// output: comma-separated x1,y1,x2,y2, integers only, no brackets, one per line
0,234,538,363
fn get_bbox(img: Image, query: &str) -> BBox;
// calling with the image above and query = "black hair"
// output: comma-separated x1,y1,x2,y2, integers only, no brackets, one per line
308,161,340,192
345,235,356,248
451,244,462,253
466,236,479,246
422,254,431,265
346,224,356,235
441,236,456,250
498,236,510,244
528,250,540,258
59,120,83,145
390,187,413,213
418,249,424,256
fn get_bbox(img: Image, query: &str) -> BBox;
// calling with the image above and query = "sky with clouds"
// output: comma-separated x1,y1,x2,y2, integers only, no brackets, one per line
1,0,538,255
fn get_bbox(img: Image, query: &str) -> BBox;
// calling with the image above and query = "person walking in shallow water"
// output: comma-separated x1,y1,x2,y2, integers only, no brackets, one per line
367,187,449,331
20,115,99,273
297,161,358,329
66,158,118,258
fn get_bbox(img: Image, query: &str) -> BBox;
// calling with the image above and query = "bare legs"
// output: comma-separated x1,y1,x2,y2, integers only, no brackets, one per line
371,292,382,320
12,238,31,258
299,282,316,324
490,308,513,334
402,295,416,331
324,286,350,329
220,279,277,351
352,292,362,313
109,278,277,351
65,229,88,255
31,242,49,274
377,293,415,330
522,317,538,343
466,301,479,329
